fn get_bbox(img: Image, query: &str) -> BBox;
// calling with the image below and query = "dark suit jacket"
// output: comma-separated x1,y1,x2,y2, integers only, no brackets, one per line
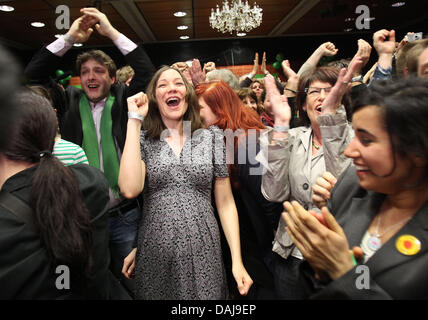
24,45,155,152
300,165,428,299
0,164,129,299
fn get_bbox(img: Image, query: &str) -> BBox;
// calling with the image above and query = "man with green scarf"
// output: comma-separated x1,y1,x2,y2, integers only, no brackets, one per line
25,7,155,298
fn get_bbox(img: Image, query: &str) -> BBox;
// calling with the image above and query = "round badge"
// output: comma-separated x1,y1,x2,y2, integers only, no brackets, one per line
396,235,421,256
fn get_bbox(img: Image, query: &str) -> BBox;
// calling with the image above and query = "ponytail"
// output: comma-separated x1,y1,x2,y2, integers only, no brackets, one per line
5,89,92,275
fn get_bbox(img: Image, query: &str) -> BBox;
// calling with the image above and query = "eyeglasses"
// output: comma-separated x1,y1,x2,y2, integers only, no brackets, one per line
304,86,333,97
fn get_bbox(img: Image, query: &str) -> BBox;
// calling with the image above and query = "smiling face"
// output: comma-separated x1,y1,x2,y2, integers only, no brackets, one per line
302,80,333,126
155,68,188,122
80,59,115,103
344,105,417,194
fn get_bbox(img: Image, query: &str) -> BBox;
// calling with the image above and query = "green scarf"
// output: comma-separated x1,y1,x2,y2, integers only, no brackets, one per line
79,93,120,198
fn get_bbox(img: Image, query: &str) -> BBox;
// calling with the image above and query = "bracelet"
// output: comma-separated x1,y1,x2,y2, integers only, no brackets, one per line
350,253,357,267
285,88,297,94
128,112,144,122
63,34,75,45
273,125,289,133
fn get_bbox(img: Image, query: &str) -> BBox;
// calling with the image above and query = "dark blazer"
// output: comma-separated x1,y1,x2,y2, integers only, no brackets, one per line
24,45,155,152
232,136,283,299
300,165,428,299
0,164,129,299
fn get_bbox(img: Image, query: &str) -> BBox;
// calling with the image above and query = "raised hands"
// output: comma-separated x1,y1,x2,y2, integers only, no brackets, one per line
319,42,339,57
373,29,396,55
373,29,396,69
250,52,268,76
282,60,299,97
261,52,268,75
80,7,120,40
189,58,206,87
127,91,149,118
352,39,372,75
320,56,363,115
65,7,120,43
66,15,94,44
265,74,291,125
299,42,338,75
203,61,216,73
252,52,259,75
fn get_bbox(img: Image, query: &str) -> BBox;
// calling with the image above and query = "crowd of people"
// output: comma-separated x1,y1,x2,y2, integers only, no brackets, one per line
0,7,427,300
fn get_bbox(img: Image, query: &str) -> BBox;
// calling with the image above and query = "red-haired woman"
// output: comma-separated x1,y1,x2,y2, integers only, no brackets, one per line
196,81,283,299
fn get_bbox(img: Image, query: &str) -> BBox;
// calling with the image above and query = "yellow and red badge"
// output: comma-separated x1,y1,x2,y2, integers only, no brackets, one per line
396,235,421,256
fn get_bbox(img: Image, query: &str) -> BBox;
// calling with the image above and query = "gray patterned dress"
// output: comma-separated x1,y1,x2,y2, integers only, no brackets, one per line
135,126,229,299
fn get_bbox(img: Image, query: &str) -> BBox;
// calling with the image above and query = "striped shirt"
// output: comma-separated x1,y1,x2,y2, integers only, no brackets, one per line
53,138,89,166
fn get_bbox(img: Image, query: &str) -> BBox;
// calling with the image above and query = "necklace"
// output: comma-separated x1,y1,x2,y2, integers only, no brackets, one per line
367,215,411,251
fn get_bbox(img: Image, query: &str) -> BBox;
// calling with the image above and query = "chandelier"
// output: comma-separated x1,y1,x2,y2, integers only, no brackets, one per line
209,0,263,35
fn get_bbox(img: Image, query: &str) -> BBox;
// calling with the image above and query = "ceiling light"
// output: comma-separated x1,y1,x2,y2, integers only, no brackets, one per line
174,11,187,17
237,32,246,37
0,5,14,12
209,0,263,35
344,28,353,32
31,22,45,28
391,2,405,7
180,36,189,40
345,17,354,22
177,25,188,30
73,43,83,47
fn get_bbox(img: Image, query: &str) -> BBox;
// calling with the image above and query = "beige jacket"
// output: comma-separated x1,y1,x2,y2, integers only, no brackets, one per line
257,106,354,259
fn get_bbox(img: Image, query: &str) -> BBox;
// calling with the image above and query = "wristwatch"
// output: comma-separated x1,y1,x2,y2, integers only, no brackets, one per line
351,75,363,83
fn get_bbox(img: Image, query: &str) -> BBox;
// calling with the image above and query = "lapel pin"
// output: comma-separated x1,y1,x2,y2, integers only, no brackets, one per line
396,235,421,256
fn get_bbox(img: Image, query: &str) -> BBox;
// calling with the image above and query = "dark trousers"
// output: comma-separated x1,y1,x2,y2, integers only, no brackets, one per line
268,252,307,300
108,203,141,298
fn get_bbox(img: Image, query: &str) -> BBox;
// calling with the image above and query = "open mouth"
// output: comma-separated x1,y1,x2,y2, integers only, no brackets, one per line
355,164,370,175
87,84,99,90
166,97,181,108
315,105,322,113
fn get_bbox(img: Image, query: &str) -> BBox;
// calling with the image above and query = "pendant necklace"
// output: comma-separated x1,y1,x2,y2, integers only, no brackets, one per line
367,214,411,251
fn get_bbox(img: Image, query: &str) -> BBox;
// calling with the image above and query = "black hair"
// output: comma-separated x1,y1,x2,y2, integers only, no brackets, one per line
0,45,21,151
3,89,92,275
352,77,428,178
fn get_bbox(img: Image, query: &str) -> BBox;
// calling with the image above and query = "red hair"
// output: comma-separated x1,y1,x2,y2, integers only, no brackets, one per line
196,81,265,132
196,81,265,189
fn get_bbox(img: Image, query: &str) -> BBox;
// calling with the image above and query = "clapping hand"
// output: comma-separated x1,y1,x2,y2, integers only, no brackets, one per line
283,201,354,280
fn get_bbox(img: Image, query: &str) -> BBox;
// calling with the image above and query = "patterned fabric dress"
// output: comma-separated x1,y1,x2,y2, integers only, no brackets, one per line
135,126,229,299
